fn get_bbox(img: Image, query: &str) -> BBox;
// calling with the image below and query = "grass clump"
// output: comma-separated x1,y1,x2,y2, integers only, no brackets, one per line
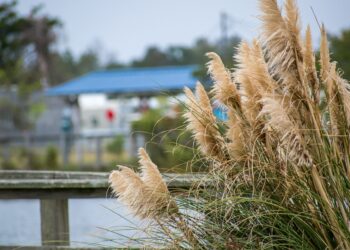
109,0,350,248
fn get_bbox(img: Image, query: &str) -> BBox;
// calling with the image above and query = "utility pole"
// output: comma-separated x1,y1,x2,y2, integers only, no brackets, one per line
220,12,229,48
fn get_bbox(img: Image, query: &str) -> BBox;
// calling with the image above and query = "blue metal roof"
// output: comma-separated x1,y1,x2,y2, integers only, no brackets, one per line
46,65,198,96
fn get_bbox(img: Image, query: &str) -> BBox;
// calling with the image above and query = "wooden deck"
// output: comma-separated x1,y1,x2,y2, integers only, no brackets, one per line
0,170,204,249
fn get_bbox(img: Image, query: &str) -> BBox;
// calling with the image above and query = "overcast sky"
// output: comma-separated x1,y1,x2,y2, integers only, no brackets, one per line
16,0,350,64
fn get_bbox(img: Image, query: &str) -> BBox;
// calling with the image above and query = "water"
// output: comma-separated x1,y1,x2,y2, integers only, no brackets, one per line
0,199,144,247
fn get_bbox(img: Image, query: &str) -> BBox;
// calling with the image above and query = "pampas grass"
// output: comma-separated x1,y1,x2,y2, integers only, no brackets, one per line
109,148,177,219
183,83,228,162
109,0,350,248
206,52,240,109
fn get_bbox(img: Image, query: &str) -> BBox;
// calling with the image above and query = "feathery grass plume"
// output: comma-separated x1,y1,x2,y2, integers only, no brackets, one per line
196,82,213,116
206,52,241,109
235,71,260,125
324,63,350,136
284,0,302,56
284,0,305,85
205,48,254,161
184,83,227,162
321,26,350,138
138,147,168,194
233,40,279,158
109,167,131,199
234,40,279,123
259,0,308,103
233,41,267,131
225,109,247,161
109,167,150,218
304,25,320,104
138,148,178,214
325,63,350,180
108,0,350,248
109,149,177,219
259,0,295,76
250,39,279,94
320,25,331,83
327,63,343,137
334,74,350,126
260,96,312,167
234,42,261,123
260,0,322,153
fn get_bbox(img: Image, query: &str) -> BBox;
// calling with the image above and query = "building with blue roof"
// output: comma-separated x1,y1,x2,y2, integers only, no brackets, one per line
46,65,198,96
43,65,200,159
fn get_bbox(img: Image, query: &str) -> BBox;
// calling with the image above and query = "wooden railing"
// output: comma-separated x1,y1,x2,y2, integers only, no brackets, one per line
0,131,129,168
0,170,202,250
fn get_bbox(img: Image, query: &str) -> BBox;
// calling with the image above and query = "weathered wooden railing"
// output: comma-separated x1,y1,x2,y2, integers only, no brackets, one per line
0,170,202,250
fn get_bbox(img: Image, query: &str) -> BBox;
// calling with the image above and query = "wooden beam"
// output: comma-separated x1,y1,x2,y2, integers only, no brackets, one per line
0,188,110,199
40,199,70,246
0,171,205,200
0,246,117,250
0,170,207,249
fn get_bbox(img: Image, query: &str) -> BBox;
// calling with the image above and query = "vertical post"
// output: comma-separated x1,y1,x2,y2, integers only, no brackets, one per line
125,133,133,158
61,133,68,166
76,136,84,166
61,133,71,167
95,137,102,168
130,133,137,157
2,142,10,162
40,199,70,246
24,132,31,149
220,12,229,47
61,106,73,167
75,104,84,166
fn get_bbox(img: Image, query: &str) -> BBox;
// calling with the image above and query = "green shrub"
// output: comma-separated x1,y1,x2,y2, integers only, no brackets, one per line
45,145,59,170
132,107,199,172
106,135,125,155
0,159,16,169
18,147,43,170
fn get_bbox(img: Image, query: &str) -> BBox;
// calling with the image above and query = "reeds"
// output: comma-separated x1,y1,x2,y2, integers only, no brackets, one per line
109,0,350,248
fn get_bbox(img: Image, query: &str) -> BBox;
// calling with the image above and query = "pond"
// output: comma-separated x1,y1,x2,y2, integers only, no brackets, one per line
0,199,144,247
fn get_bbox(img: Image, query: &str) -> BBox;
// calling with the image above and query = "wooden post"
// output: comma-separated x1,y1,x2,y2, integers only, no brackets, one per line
61,133,69,166
2,143,10,162
24,132,31,149
40,199,70,246
95,137,102,168
76,136,84,166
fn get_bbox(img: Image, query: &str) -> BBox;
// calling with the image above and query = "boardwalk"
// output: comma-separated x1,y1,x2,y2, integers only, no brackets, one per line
0,170,204,249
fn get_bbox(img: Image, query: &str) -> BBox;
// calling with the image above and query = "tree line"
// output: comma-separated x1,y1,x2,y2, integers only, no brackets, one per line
1,1,350,90
0,1,241,90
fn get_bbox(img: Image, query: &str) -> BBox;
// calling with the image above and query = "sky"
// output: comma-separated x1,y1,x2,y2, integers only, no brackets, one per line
16,0,350,64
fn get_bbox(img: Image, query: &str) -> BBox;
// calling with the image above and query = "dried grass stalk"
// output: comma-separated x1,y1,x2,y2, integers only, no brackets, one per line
320,25,331,84
304,25,320,104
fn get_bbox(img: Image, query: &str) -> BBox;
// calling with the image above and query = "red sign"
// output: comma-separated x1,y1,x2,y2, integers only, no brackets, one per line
106,109,115,121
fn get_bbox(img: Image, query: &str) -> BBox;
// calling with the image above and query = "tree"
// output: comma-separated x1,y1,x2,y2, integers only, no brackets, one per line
0,1,60,131
330,29,350,80
23,5,61,88
49,49,101,86
0,1,61,88
132,46,169,67
0,1,29,85
130,36,241,82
